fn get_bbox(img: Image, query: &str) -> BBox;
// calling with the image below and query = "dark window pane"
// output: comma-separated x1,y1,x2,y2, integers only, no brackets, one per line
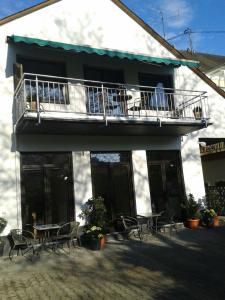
139,73,174,110
90,151,135,219
147,150,185,218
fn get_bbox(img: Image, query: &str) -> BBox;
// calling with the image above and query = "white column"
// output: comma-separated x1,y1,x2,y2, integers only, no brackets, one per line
72,151,93,225
0,129,21,234
181,135,205,200
132,150,152,214
69,84,87,113
15,150,22,230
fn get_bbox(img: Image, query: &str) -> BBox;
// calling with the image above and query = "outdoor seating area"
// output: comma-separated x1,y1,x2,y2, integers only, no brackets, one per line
6,221,80,260
110,211,166,241
4,193,224,261
4,212,184,260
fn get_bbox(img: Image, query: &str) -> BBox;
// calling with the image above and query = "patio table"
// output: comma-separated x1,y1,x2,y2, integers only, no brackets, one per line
33,224,61,243
136,213,162,234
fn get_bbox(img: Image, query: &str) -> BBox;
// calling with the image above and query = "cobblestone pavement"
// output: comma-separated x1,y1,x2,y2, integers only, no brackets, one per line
0,225,225,300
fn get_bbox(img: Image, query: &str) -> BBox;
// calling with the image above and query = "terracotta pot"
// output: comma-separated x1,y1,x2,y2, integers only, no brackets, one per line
31,101,37,110
185,219,200,229
213,216,219,227
99,235,107,249
193,111,202,119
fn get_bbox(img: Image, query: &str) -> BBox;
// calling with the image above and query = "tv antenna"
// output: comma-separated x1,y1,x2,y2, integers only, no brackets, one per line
159,10,180,39
147,6,180,39
167,28,225,52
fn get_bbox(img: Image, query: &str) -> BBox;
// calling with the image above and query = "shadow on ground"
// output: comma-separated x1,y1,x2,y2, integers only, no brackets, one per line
1,226,225,299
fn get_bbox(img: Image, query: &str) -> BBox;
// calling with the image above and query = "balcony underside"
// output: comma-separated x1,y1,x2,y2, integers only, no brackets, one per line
16,112,208,136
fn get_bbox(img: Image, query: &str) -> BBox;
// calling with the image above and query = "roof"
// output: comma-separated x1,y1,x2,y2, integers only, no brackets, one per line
180,51,225,73
1,0,225,99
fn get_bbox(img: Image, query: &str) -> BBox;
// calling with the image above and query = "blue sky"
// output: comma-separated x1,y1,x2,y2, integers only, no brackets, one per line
0,0,224,55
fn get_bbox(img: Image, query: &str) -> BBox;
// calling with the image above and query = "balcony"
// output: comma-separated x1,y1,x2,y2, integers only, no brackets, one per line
14,73,210,135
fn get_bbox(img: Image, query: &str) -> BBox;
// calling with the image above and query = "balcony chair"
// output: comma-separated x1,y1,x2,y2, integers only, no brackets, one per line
7,229,40,260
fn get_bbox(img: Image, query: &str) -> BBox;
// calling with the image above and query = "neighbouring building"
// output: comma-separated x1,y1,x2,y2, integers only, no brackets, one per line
181,51,225,91
0,0,225,234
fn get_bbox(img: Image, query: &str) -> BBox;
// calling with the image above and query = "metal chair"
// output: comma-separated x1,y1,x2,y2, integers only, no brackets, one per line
52,221,80,252
156,211,177,235
120,216,142,240
7,229,40,260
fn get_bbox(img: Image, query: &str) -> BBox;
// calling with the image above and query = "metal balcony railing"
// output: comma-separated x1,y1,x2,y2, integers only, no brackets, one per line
14,73,210,125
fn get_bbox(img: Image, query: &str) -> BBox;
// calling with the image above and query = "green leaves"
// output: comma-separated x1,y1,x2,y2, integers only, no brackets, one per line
181,194,201,220
79,197,107,227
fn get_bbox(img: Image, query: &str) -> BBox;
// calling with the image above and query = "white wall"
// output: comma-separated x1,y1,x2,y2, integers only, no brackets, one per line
0,0,176,59
132,151,151,215
180,135,205,200
72,151,92,225
175,66,225,139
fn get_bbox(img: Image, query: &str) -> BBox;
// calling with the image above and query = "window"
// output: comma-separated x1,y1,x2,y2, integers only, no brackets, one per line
84,66,124,114
16,57,68,104
139,73,174,110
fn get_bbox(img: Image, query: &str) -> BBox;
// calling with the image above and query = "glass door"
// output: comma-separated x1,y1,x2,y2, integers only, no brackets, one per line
20,153,74,229
147,151,185,218
90,152,135,220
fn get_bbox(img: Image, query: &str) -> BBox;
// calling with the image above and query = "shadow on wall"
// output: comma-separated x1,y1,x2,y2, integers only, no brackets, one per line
0,120,18,233
3,12,105,227
6,12,105,127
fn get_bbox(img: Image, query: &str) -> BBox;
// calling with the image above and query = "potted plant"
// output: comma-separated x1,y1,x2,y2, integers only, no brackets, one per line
201,209,218,227
0,217,7,256
182,194,201,229
79,197,107,250
25,85,38,110
82,226,105,250
193,106,202,119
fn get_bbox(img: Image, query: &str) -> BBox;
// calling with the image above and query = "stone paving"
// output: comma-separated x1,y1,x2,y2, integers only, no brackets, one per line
0,225,225,300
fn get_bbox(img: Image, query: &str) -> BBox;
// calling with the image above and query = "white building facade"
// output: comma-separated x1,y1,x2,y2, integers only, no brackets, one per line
0,0,224,233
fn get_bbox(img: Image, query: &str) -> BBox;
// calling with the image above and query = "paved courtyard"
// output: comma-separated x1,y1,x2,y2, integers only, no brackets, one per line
0,225,225,300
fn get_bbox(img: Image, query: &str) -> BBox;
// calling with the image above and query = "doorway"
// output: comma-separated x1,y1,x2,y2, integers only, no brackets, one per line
147,151,185,217
20,153,75,229
90,152,135,220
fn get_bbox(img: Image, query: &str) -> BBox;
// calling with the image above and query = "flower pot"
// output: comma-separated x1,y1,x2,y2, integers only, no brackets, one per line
185,219,200,229
193,111,202,119
89,239,100,251
99,235,107,249
31,101,37,111
213,216,219,227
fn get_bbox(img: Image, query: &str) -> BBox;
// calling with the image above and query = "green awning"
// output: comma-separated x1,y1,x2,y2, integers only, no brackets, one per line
7,35,199,67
